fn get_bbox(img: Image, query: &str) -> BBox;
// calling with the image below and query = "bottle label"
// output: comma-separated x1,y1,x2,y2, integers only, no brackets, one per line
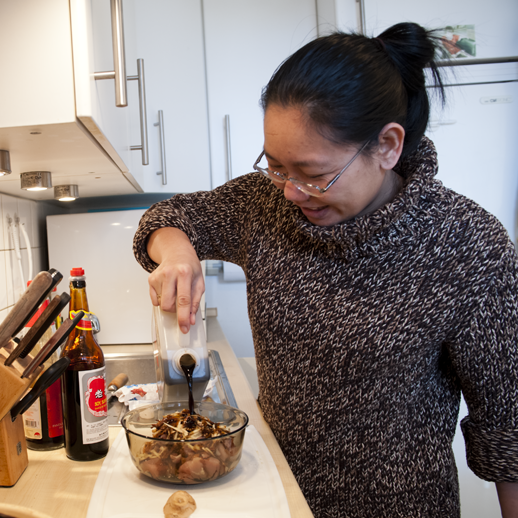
78,367,109,444
46,378,64,438
23,399,42,440
70,310,93,331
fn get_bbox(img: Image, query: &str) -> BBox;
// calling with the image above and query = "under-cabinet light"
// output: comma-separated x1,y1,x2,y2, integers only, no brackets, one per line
0,150,11,176
21,171,52,191
54,184,79,201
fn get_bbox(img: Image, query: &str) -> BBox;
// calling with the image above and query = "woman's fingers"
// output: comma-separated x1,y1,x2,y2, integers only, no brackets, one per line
149,284,160,307
176,265,196,333
190,275,206,325
145,228,205,333
148,262,177,312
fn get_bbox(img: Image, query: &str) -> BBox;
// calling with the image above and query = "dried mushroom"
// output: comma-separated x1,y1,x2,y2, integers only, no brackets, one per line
164,490,197,518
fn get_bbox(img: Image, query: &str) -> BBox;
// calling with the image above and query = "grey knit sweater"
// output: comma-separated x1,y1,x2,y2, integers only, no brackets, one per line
134,137,518,517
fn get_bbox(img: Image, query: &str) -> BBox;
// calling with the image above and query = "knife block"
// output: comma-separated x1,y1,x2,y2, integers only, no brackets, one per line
0,346,44,422
0,413,28,486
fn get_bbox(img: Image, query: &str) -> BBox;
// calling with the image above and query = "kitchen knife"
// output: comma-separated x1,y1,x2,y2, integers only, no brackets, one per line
4,293,71,367
10,357,70,421
21,312,84,379
107,373,129,400
0,269,63,350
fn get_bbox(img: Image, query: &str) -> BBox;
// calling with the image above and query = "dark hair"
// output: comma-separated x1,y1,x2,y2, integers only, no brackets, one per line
261,22,445,159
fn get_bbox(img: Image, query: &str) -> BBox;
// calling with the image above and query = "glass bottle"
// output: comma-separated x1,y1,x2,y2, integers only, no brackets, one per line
60,268,109,461
23,285,64,451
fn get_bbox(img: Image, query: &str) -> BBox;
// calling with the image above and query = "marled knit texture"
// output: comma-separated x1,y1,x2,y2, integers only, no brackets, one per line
134,137,518,517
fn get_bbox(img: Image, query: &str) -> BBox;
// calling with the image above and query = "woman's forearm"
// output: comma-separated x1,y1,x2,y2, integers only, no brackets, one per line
497,482,518,518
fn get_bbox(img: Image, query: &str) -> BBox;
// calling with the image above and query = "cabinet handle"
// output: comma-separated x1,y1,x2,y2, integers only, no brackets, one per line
94,0,128,107
154,110,167,185
225,114,232,182
357,0,366,35
129,59,149,166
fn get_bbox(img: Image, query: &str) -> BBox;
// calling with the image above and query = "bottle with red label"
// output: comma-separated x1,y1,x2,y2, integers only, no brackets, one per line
23,284,64,451
60,268,109,461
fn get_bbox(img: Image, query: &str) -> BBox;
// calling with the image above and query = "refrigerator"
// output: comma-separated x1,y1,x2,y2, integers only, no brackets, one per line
47,210,152,345
357,0,518,515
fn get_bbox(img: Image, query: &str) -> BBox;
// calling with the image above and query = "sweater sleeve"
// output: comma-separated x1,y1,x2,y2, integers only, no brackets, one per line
455,240,518,482
133,173,266,273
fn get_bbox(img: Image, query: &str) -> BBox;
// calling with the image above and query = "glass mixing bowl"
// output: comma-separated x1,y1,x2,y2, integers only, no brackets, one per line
121,400,249,484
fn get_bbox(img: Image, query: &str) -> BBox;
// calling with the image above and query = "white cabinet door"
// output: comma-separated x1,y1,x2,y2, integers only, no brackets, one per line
125,0,212,193
71,0,134,176
0,0,138,200
202,0,318,187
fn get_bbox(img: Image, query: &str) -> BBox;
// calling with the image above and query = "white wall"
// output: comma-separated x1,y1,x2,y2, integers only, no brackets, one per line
0,195,66,324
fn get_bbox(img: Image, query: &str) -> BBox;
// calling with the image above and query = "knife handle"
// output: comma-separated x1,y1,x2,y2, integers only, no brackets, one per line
107,373,129,391
0,271,52,349
18,293,70,360
0,269,63,350
5,293,71,367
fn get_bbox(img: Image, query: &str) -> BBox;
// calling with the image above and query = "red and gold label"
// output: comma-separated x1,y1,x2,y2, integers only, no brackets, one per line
78,367,109,445
84,375,108,417
70,310,93,331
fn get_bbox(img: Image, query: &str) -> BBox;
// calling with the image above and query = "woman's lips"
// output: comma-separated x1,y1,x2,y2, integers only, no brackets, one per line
299,205,328,218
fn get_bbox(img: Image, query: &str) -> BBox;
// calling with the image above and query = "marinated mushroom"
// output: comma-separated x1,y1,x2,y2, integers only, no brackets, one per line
164,491,197,518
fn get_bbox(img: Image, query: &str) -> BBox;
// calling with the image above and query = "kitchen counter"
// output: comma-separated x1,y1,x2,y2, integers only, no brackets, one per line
0,318,314,518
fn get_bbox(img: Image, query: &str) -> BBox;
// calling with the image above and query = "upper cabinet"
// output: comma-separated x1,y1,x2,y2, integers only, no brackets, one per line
0,0,139,200
202,0,318,187
126,0,318,193
125,0,212,193
0,0,319,199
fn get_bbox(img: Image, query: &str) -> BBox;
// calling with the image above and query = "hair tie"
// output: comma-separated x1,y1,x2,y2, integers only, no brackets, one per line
375,37,387,52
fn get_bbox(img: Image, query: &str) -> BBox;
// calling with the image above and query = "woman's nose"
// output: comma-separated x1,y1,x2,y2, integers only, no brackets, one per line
282,180,310,202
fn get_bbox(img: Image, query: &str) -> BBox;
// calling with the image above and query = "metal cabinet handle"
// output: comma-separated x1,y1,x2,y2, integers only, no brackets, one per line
94,0,128,107
225,114,232,182
129,59,149,165
154,110,167,185
357,0,366,35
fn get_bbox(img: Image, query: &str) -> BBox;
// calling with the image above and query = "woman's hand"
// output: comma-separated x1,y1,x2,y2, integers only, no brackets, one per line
146,227,205,334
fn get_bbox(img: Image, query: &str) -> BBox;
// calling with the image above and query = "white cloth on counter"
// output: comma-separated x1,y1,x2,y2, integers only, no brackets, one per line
114,383,160,411
86,426,291,518
115,378,218,411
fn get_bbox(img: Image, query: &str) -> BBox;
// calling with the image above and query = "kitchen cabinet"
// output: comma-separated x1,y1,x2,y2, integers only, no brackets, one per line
126,0,318,193
125,0,212,193
202,0,318,187
0,0,140,200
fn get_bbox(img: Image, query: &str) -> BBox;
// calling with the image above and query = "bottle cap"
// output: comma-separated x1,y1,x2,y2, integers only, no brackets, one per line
70,267,85,276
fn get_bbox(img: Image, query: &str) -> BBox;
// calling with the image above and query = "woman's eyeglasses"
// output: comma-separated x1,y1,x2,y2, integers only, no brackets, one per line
252,141,368,197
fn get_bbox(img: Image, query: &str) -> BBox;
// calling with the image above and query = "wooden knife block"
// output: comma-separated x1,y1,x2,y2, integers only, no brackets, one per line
0,346,43,486
0,346,44,422
0,413,28,486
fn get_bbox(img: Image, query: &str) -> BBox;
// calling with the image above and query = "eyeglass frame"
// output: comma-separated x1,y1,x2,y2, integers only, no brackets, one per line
253,141,369,197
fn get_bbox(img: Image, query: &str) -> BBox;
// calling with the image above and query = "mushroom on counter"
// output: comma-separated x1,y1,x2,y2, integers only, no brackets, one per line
163,491,197,518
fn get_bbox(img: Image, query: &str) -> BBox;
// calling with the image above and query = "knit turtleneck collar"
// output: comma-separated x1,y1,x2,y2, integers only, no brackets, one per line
291,136,443,253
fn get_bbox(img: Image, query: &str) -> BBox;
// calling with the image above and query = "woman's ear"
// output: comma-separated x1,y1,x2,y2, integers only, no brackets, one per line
377,123,405,170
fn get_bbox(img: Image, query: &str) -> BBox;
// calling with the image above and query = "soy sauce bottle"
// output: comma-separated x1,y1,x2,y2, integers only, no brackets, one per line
60,268,109,461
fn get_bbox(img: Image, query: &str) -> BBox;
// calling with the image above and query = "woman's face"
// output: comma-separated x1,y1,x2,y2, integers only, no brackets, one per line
263,105,397,226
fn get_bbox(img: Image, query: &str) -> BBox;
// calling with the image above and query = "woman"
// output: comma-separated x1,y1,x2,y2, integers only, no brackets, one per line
134,23,518,517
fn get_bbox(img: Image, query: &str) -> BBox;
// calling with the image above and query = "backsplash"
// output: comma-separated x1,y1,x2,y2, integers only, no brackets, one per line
0,194,66,324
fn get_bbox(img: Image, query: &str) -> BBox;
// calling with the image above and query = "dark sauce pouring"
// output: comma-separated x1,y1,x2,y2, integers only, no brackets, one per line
180,354,196,415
